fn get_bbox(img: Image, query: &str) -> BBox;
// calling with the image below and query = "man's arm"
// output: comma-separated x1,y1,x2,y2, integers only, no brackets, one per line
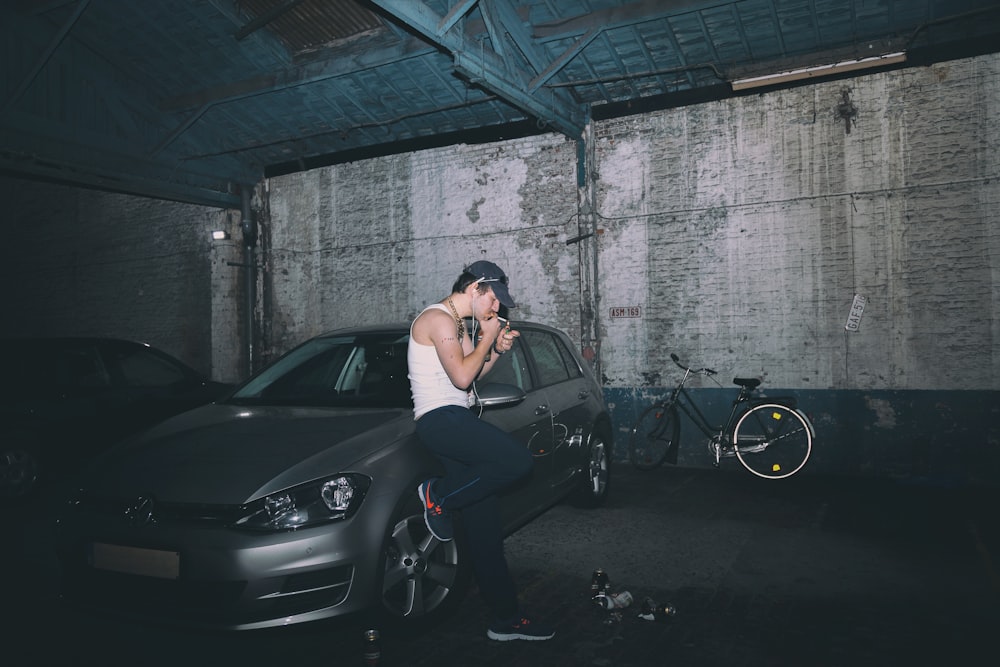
422,309,497,390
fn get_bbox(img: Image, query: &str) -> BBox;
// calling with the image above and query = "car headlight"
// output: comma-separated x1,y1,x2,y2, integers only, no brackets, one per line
235,474,371,531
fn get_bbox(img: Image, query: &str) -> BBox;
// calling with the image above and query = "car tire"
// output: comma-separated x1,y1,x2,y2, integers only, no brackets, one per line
377,487,470,628
0,430,42,501
569,428,611,508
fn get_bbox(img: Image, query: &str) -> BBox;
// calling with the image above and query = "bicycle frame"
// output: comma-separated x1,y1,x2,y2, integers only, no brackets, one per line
664,374,757,465
669,383,751,442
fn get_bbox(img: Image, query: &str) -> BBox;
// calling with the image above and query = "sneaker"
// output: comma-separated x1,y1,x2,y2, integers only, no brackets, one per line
487,615,555,641
417,479,453,542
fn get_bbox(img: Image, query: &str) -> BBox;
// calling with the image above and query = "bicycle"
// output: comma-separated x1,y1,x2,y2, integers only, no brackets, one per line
628,353,815,479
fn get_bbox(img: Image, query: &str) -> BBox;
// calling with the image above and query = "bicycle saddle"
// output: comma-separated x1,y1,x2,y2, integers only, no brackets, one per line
733,377,761,389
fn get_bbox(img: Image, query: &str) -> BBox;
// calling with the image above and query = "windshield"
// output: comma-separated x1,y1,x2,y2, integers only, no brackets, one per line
228,333,412,409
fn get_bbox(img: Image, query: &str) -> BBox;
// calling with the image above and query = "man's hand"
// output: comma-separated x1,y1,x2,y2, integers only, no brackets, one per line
476,314,504,343
492,318,519,354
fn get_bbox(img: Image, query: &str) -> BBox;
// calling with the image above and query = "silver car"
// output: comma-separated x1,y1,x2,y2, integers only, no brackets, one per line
55,322,612,630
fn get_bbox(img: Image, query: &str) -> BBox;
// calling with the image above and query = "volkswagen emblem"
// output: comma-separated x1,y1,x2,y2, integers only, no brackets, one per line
125,495,156,527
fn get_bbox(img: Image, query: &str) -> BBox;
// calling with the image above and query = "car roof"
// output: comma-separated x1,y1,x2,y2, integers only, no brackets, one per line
1,336,149,346
0,336,205,376
313,320,565,338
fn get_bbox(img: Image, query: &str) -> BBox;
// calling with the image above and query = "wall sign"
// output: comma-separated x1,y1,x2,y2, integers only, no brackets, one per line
610,306,642,319
845,294,867,331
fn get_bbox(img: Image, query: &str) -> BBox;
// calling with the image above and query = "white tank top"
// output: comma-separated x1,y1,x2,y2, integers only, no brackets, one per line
408,304,472,419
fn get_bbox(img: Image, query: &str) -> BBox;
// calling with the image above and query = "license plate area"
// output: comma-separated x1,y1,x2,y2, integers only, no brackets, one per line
91,543,180,579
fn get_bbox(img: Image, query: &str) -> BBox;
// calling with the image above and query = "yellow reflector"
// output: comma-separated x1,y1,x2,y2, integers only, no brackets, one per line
772,412,782,420
772,464,781,472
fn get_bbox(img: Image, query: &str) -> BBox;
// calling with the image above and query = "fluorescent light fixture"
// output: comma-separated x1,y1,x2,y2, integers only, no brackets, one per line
211,230,230,240
731,52,906,91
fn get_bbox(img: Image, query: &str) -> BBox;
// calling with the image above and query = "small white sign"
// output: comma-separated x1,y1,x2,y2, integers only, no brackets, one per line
845,294,867,331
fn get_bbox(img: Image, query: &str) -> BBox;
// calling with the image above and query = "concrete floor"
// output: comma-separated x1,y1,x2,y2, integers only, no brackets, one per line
7,463,999,666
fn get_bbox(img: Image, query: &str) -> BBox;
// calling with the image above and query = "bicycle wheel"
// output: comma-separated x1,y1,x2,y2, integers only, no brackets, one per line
732,403,812,479
629,403,680,470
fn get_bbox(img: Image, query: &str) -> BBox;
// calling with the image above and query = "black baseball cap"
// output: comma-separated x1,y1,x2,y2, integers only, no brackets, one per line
466,260,516,308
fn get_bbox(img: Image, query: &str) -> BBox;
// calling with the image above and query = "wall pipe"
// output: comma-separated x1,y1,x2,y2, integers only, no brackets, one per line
240,186,257,375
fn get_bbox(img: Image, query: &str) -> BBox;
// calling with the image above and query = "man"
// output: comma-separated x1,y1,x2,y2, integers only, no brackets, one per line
407,260,554,642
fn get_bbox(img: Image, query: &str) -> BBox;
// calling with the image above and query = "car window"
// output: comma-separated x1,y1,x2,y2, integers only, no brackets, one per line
520,329,581,388
484,346,533,391
231,333,412,408
112,346,189,387
54,346,112,389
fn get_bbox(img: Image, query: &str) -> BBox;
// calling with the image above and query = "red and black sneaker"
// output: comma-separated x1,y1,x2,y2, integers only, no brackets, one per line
417,478,453,542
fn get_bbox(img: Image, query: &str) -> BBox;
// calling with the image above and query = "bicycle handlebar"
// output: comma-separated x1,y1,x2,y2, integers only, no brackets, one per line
670,352,717,376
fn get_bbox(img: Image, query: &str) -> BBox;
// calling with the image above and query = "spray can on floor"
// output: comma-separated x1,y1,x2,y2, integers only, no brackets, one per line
600,590,634,609
362,629,380,666
590,568,610,608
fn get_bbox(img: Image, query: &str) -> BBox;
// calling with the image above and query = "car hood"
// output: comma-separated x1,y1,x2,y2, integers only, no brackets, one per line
74,403,416,504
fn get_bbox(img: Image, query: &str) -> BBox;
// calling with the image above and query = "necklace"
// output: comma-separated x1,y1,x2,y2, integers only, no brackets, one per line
446,297,465,339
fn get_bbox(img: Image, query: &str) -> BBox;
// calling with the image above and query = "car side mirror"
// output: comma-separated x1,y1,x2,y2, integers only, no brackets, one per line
473,382,527,408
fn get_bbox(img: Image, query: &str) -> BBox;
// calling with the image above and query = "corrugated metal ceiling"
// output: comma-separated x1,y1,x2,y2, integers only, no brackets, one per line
1,0,998,208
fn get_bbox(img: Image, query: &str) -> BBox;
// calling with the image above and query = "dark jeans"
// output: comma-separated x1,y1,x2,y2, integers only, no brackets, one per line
415,404,533,620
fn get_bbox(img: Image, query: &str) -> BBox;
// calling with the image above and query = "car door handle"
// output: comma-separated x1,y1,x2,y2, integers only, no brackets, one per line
534,404,549,416
578,390,589,400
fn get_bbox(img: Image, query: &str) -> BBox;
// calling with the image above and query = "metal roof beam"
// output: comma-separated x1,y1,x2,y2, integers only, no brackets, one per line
369,0,586,138
160,35,436,112
0,123,245,208
482,0,545,73
529,27,601,92
480,0,596,94
156,35,439,153
477,2,507,58
438,0,479,37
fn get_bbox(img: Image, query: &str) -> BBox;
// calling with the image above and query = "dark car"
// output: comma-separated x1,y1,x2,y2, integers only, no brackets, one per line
55,322,612,630
1,337,233,499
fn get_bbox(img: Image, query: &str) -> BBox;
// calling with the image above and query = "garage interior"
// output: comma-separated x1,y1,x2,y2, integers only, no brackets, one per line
3,2,1000,665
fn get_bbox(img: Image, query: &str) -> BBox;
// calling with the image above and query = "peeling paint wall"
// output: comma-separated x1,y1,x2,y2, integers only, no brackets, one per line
261,136,582,363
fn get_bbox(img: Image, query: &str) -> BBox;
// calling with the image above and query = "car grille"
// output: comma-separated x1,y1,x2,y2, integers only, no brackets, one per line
67,491,247,525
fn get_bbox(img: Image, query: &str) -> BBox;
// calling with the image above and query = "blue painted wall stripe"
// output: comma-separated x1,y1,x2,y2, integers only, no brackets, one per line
604,387,1000,488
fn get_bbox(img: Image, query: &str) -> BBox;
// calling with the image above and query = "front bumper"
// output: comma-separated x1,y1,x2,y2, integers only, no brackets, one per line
55,494,391,630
